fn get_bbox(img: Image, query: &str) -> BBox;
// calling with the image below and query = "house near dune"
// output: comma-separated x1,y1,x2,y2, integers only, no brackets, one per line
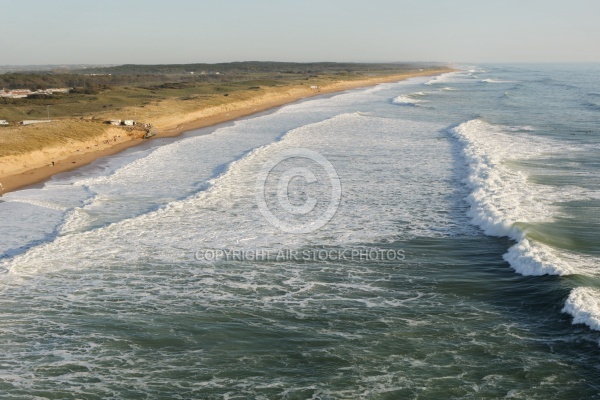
1,88,70,99
20,120,52,126
2,90,30,98
105,119,136,126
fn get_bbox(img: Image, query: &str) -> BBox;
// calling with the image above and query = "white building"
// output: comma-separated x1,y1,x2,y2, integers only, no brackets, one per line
20,120,51,126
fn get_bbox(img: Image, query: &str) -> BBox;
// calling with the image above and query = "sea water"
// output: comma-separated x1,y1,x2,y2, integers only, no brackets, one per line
0,64,599,398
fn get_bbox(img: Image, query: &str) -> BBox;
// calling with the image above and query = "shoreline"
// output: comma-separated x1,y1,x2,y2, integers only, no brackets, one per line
0,70,449,195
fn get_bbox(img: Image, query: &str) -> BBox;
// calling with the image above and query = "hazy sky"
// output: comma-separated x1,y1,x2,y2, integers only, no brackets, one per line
1,0,599,65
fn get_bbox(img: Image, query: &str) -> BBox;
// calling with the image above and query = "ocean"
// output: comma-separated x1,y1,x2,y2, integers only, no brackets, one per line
0,64,599,398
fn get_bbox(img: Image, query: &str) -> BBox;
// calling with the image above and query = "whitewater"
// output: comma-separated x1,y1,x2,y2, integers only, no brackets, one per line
0,64,599,398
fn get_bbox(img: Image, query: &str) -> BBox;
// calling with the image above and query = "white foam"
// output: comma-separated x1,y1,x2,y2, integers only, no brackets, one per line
453,119,600,329
467,68,487,74
504,125,536,132
392,95,422,105
480,79,516,83
361,82,401,94
503,239,577,276
453,120,555,236
2,113,478,276
424,71,468,86
425,73,452,85
562,287,600,331
451,119,595,276
59,208,96,235
392,90,433,105
4,198,67,212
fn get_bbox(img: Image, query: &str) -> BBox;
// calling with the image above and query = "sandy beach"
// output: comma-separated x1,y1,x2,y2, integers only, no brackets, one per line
0,70,447,195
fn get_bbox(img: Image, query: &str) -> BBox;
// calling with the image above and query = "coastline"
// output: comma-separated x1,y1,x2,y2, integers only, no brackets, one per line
0,69,449,195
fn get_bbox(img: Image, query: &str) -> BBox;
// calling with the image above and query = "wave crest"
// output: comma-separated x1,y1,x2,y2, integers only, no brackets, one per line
450,119,577,276
563,287,600,331
392,95,423,106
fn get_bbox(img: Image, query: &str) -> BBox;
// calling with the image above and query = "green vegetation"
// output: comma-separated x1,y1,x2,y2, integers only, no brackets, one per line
1,79,291,123
0,62,446,124
73,61,438,76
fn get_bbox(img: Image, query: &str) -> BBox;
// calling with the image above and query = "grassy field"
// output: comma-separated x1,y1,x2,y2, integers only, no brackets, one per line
0,119,133,158
1,74,394,123
1,77,283,123
0,63,445,123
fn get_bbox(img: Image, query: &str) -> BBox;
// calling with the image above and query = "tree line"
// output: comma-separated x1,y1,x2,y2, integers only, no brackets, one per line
74,61,431,75
0,62,443,91
0,73,168,90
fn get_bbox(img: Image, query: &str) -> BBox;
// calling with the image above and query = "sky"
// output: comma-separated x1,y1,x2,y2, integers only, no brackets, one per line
1,0,599,65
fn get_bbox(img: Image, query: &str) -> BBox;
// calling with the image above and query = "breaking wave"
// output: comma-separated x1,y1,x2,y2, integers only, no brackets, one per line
451,118,600,331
